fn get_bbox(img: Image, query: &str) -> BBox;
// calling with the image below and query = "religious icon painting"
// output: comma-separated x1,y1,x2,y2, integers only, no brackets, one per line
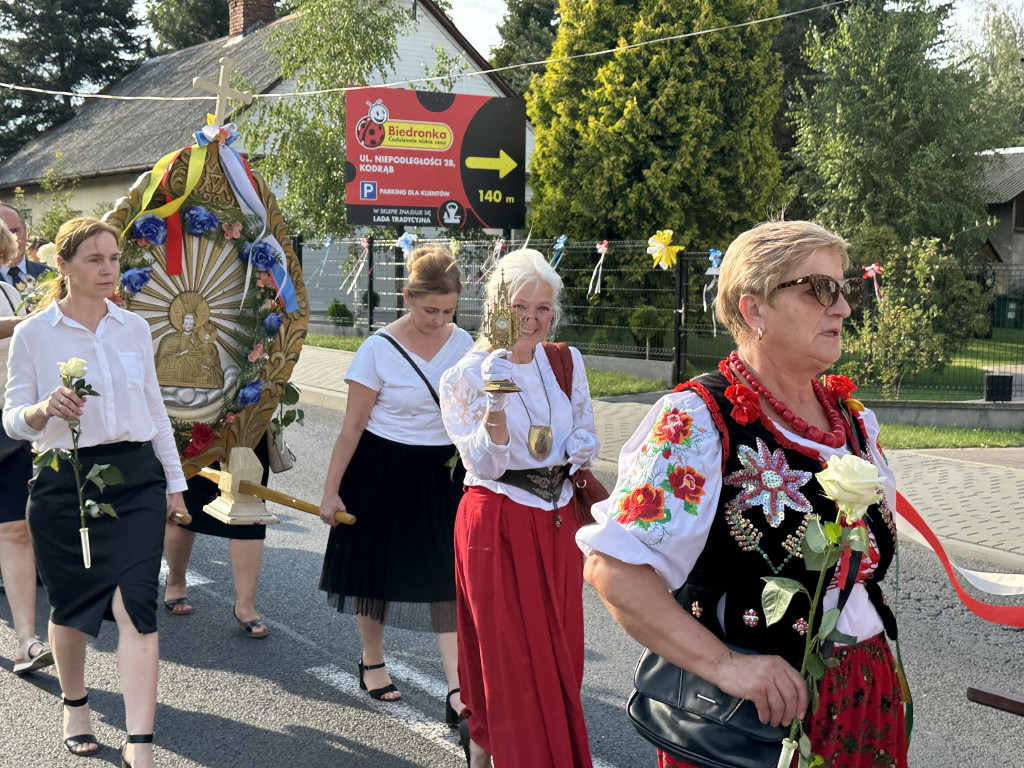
104,135,309,475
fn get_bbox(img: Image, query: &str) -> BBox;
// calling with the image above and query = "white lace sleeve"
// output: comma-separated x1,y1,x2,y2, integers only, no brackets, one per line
576,389,723,591
569,346,599,459
440,350,510,480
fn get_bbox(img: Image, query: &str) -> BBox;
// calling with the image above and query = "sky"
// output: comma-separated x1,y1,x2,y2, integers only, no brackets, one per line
446,0,506,59
442,0,1000,63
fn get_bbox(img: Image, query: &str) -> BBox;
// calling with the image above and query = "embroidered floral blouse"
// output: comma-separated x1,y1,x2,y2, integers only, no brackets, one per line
440,345,598,509
576,388,898,643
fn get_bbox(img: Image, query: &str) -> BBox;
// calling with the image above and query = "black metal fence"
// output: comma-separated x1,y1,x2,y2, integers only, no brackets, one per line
299,238,1024,401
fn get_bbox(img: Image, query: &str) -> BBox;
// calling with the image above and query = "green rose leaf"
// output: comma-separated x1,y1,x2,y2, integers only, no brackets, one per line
844,526,870,553
826,629,859,646
802,540,826,571
824,521,843,544
761,577,807,626
798,733,812,759
280,382,301,406
824,656,841,668
817,607,840,641
804,518,829,553
683,501,698,516
804,652,826,682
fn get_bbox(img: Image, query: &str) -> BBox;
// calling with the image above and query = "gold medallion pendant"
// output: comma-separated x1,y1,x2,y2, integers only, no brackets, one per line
527,425,553,461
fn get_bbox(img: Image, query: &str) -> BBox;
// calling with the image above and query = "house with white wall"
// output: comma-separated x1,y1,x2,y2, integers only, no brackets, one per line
0,0,532,234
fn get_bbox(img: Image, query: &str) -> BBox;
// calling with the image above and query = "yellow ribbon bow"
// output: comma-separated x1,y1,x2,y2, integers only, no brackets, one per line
648,229,680,271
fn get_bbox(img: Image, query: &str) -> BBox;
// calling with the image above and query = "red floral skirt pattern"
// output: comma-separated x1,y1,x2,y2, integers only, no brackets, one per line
657,634,908,768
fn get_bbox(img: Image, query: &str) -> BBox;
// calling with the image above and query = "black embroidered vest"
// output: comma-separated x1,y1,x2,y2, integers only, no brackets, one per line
677,371,897,669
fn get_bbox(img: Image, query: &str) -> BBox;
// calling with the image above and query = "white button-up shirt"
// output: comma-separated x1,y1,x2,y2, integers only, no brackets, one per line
3,299,187,493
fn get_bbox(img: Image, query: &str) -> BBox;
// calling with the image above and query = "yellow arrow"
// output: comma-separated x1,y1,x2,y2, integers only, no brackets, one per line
465,150,518,179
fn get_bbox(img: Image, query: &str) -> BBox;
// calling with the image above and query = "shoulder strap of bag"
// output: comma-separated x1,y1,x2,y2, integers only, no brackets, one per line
542,341,573,401
374,331,440,406
1,283,19,314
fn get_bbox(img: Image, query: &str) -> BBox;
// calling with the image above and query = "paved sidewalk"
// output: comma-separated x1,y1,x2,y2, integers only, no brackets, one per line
292,345,1024,569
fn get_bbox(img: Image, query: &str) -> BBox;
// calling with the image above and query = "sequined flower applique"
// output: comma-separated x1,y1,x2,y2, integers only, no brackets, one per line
724,437,813,528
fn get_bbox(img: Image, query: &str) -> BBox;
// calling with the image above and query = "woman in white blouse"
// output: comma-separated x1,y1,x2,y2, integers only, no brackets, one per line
318,245,472,720
578,221,907,768
440,248,599,768
4,217,186,768
0,218,54,676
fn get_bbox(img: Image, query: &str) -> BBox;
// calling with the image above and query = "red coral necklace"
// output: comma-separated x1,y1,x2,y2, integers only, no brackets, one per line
728,351,847,448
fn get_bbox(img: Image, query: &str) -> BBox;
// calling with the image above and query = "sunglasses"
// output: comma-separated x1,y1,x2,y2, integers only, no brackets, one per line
774,274,863,308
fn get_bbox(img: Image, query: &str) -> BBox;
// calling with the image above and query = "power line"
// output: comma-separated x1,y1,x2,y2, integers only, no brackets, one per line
0,0,852,104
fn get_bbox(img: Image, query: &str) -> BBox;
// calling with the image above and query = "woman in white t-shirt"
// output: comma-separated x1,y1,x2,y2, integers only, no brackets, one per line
0,219,54,676
318,245,472,723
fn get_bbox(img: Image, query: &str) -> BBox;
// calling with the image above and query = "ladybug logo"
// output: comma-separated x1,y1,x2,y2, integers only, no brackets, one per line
356,99,389,149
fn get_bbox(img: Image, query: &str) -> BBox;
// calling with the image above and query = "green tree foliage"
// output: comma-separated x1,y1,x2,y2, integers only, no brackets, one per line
490,0,560,97
34,152,80,241
791,1,1010,245
840,230,991,397
239,0,412,239
966,0,1024,144
146,0,229,52
0,0,145,162
529,0,783,249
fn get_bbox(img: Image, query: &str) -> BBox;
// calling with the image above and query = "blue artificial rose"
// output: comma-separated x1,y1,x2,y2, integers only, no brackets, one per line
236,379,264,407
131,214,167,246
262,312,284,335
120,267,153,294
241,240,278,272
184,206,219,237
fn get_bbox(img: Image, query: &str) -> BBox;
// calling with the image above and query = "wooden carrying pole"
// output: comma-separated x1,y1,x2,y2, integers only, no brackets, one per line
197,449,356,526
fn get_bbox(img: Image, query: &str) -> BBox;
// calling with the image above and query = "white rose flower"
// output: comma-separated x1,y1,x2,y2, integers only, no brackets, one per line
815,454,883,523
58,357,88,380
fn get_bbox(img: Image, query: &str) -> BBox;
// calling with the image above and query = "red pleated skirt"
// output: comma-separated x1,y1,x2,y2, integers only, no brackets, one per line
658,634,908,768
455,486,593,768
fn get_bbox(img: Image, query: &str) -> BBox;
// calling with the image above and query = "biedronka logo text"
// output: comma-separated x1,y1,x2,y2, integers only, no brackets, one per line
355,99,453,151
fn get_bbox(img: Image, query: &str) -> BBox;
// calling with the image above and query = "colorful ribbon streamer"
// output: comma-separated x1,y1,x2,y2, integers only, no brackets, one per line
648,229,680,271
863,262,884,300
588,240,608,298
397,232,418,260
895,492,1024,626
550,235,567,269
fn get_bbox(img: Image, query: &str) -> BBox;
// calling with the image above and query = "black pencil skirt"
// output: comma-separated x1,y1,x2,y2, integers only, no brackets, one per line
28,441,167,636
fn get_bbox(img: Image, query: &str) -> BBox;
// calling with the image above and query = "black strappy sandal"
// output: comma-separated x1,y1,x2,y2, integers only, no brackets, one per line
61,694,99,757
120,733,153,768
357,658,401,701
445,687,463,727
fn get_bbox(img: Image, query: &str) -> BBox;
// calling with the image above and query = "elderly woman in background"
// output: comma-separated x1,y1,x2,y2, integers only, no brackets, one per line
4,217,186,767
579,220,908,768
440,248,599,768
0,219,53,676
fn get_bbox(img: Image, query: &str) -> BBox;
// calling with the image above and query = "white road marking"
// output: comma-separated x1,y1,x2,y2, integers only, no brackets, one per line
308,664,462,757
158,560,212,587
155,564,623,768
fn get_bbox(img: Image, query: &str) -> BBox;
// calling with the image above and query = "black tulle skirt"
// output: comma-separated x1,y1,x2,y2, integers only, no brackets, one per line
319,429,464,633
28,441,166,636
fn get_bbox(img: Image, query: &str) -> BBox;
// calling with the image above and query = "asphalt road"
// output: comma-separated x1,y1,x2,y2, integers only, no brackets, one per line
1,402,1022,767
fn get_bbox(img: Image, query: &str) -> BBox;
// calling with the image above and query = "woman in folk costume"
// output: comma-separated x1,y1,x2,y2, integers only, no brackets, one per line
579,220,909,767
440,248,599,768
4,217,187,768
319,245,472,721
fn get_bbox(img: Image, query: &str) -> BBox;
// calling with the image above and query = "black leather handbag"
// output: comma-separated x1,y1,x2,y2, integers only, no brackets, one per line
627,642,786,768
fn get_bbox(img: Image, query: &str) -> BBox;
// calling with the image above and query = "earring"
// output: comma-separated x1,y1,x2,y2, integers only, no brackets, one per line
756,327,764,342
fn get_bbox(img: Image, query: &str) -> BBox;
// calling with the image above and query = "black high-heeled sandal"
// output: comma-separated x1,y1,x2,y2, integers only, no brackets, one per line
120,733,153,768
357,658,401,701
61,694,100,757
445,687,463,727
458,717,471,766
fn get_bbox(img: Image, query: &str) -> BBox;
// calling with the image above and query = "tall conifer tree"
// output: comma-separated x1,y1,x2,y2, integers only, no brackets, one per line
0,0,145,162
489,0,560,97
528,0,783,250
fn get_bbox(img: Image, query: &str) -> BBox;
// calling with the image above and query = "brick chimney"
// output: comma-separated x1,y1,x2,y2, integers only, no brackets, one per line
229,0,276,36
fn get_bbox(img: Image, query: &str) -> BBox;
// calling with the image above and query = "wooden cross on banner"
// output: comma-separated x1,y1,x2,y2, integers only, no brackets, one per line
192,57,253,126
